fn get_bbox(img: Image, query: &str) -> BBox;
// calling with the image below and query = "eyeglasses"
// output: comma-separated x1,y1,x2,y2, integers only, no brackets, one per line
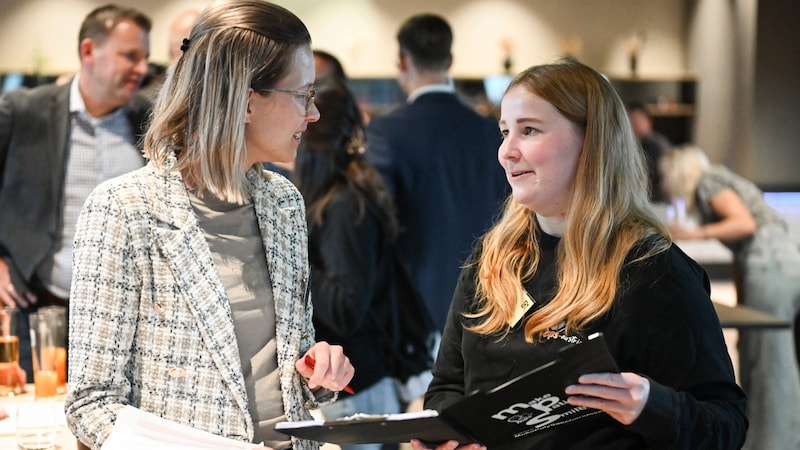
261,86,316,115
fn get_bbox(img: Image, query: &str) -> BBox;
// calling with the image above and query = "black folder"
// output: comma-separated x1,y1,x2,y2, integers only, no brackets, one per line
275,333,619,448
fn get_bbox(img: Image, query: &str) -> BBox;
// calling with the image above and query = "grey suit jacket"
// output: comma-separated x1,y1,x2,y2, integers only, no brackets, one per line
65,160,324,449
0,80,150,291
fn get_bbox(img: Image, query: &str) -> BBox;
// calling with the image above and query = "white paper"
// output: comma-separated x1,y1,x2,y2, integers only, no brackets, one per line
102,405,262,449
274,409,440,430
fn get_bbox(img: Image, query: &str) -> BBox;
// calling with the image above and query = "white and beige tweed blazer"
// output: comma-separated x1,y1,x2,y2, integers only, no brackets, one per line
65,160,323,449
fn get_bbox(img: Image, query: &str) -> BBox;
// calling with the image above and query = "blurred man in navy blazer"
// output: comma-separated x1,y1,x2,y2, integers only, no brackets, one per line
0,4,151,381
366,14,508,331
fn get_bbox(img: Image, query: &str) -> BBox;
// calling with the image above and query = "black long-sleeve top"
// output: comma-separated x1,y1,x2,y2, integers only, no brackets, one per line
425,232,747,449
307,190,393,393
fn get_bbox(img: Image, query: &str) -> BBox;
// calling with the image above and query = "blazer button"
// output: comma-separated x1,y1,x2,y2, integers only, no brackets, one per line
154,302,167,315
168,367,186,378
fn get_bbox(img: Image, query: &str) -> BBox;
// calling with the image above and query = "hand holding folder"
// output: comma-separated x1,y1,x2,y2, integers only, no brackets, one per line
275,333,618,448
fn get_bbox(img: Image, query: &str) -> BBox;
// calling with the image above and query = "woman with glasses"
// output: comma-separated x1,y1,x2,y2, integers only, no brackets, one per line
64,2,353,449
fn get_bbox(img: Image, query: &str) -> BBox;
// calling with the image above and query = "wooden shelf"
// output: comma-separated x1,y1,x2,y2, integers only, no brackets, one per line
645,103,694,117
611,77,697,145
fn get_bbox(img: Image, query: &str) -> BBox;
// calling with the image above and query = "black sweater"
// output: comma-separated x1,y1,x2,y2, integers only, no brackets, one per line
425,232,747,449
307,190,393,393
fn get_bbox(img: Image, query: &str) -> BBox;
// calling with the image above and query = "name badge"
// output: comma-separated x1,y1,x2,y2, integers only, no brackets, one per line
509,286,535,327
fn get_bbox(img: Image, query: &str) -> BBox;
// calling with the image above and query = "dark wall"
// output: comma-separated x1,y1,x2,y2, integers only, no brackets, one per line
751,0,800,191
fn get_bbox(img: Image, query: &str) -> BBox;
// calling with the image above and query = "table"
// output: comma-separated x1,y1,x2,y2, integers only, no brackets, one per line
674,238,734,279
0,385,77,450
675,238,733,265
676,240,790,329
713,302,791,329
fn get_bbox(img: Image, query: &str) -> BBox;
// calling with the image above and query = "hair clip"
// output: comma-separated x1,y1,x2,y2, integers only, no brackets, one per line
346,144,366,156
180,38,191,53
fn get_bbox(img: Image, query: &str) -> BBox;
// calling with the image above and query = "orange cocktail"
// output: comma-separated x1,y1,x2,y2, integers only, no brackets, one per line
55,346,67,388
0,335,21,395
1,308,20,395
32,346,59,398
34,369,58,398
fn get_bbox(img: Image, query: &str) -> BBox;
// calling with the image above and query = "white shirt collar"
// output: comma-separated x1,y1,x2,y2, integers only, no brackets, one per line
407,81,456,103
69,73,125,124
69,74,85,114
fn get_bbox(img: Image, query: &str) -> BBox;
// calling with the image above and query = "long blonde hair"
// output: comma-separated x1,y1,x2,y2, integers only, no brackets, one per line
469,60,671,341
144,0,311,203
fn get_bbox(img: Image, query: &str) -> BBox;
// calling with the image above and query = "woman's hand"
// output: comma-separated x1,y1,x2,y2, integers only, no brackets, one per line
409,439,485,450
564,372,650,425
0,363,26,394
295,341,354,393
668,222,702,240
669,188,757,242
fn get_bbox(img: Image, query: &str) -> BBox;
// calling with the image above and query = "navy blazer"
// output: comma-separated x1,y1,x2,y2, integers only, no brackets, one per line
0,80,150,290
366,92,509,330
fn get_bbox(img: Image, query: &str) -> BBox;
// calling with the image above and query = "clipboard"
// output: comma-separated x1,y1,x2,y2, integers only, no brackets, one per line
275,333,618,447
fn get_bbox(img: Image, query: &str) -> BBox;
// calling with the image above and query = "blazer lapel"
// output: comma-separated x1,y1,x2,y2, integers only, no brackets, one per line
249,170,309,371
146,165,249,414
49,84,71,213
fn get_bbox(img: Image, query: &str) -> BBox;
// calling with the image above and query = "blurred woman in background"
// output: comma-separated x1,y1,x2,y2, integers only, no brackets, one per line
661,144,800,450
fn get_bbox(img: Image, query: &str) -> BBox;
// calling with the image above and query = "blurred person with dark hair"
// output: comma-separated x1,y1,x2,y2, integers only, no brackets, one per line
294,75,403,450
366,14,508,332
627,102,672,203
313,49,347,81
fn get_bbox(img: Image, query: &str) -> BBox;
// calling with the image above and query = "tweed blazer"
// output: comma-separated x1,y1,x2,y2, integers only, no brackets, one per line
0,80,149,288
65,159,324,449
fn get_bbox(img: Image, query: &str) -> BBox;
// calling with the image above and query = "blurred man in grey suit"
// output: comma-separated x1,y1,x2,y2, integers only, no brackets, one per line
0,4,152,381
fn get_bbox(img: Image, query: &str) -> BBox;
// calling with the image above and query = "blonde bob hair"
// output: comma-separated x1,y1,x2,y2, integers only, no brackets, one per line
469,59,671,341
144,0,311,203
659,144,711,215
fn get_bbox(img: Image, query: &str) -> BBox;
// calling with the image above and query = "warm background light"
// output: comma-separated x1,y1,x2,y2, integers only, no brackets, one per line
0,0,797,192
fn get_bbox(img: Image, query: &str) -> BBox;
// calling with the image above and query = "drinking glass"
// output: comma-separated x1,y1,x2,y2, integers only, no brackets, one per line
36,306,67,392
0,306,21,396
28,313,60,399
15,401,57,450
